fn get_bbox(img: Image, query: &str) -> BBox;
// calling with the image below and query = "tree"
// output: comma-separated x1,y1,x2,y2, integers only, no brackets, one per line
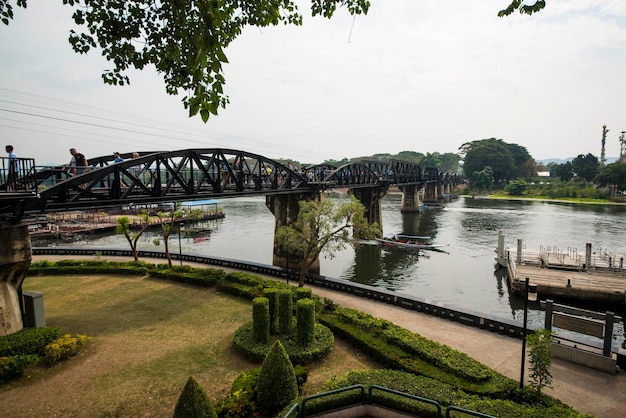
275,195,380,287
471,166,494,192
498,0,546,17
595,162,626,192
505,179,529,196
153,203,184,268
1,0,370,121
256,340,298,415
552,162,573,182
526,329,554,395
571,153,599,182
115,210,149,261
173,376,217,418
460,139,516,184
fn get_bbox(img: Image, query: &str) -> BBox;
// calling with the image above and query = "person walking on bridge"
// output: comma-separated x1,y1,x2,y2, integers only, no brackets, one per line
5,145,18,191
67,148,88,175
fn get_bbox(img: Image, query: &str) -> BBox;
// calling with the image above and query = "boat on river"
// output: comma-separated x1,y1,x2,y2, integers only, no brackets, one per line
376,237,446,251
420,202,445,210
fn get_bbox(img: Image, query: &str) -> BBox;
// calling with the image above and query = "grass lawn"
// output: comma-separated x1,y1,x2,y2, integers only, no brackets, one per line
0,274,380,417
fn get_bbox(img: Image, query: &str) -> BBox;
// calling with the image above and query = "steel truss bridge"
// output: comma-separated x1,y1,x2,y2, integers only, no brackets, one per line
0,148,461,222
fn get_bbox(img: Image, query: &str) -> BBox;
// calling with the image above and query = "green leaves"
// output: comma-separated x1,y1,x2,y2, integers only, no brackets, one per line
1,0,370,121
498,0,546,17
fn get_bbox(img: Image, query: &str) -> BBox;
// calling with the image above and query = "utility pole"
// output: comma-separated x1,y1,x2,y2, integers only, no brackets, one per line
600,124,608,167
620,131,626,162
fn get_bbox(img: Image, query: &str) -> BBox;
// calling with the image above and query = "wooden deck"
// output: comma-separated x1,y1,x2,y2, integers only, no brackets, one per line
506,250,626,305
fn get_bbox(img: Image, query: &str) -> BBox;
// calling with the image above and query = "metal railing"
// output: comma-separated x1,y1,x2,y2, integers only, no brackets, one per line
282,384,496,417
0,157,37,193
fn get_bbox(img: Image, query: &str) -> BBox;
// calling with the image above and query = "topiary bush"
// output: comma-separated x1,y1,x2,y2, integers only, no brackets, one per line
256,340,298,415
293,287,312,302
296,298,315,346
262,288,279,335
277,289,293,335
252,297,270,343
173,376,217,418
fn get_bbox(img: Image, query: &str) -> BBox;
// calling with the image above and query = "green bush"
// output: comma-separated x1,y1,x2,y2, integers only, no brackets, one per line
173,376,217,418
42,334,92,365
0,326,61,357
318,308,513,397
0,354,39,383
217,369,260,417
296,298,315,346
293,287,312,302
252,298,270,344
233,322,334,365
256,340,298,415
263,288,279,335
278,289,293,335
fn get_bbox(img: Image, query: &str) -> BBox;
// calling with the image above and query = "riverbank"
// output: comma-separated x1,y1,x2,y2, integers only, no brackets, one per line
467,193,626,205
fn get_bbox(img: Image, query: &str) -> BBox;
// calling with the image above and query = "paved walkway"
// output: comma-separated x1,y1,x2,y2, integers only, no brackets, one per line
31,255,625,417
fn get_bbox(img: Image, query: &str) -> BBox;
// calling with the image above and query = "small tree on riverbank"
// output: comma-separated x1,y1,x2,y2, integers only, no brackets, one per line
527,328,554,395
115,210,149,261
153,203,183,268
275,195,380,287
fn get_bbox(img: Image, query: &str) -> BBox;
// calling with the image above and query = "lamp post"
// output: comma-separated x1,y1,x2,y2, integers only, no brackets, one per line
178,222,185,266
520,277,538,389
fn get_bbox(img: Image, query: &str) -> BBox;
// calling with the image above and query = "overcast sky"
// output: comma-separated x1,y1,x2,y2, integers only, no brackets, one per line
1,1,625,166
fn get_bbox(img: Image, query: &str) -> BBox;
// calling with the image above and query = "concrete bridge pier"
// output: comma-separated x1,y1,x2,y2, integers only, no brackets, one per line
266,193,320,273
423,182,438,202
350,186,386,235
398,184,421,213
0,222,32,336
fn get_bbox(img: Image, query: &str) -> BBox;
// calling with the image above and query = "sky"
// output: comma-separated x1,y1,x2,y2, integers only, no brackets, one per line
1,1,625,166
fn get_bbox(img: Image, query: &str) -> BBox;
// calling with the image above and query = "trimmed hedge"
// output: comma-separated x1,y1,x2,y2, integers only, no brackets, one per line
42,334,92,366
0,354,39,383
252,298,270,343
315,370,586,418
256,340,298,414
318,306,514,397
233,322,334,365
0,326,61,357
296,298,316,346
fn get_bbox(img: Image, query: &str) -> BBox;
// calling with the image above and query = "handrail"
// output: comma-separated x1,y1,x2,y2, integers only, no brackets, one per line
282,403,300,418
445,405,496,417
369,385,443,416
300,384,365,417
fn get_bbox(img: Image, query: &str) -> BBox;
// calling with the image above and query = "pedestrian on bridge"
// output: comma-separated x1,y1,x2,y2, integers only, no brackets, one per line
67,148,88,175
5,145,18,191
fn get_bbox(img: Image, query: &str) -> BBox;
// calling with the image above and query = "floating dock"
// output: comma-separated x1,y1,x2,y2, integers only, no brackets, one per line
495,231,626,305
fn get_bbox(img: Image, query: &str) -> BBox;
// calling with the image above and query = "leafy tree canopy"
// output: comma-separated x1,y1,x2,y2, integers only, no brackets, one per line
552,161,573,182
459,138,521,184
595,162,626,191
498,0,546,17
571,153,599,182
1,0,370,121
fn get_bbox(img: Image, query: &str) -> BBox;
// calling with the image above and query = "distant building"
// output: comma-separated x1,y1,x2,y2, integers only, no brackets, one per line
537,171,550,177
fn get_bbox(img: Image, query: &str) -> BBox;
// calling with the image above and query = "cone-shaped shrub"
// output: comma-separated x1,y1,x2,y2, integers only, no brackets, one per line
263,288,279,334
278,289,293,334
172,376,217,418
252,297,270,343
296,298,316,346
256,340,298,414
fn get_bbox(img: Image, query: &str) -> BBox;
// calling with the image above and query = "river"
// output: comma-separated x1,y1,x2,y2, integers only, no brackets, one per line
36,193,626,348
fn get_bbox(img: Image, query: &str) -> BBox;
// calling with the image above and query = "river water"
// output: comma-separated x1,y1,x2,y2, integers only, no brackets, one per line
39,194,626,347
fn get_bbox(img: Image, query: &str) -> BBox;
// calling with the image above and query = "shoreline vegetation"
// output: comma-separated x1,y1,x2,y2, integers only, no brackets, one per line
462,193,626,206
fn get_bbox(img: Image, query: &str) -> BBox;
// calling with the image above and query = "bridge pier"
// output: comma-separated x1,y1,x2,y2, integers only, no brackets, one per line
350,186,386,234
266,193,320,273
0,222,32,336
398,184,421,213
423,182,438,202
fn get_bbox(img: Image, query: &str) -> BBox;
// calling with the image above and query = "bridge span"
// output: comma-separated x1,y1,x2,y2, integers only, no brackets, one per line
0,148,461,335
